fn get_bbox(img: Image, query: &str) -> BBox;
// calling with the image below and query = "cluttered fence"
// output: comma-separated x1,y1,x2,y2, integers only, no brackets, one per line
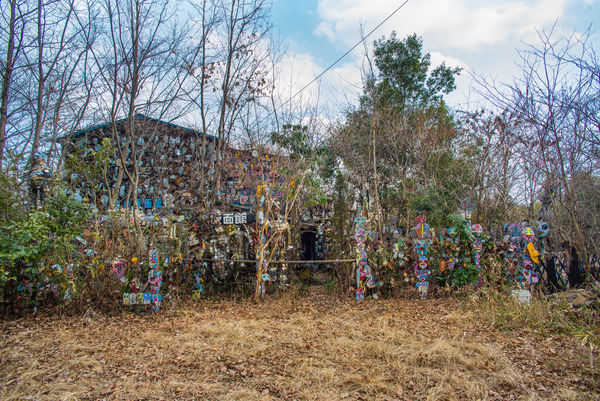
2,186,595,316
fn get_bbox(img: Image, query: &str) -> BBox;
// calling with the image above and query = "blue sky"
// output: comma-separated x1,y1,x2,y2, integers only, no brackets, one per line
270,0,599,111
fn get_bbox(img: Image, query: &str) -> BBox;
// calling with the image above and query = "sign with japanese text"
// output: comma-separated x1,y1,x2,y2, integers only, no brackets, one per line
218,212,255,225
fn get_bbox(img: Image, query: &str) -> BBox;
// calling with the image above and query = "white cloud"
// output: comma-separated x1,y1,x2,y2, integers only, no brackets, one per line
429,52,465,71
273,51,325,112
308,0,594,110
324,62,363,100
315,0,572,51
314,22,337,42
274,47,365,113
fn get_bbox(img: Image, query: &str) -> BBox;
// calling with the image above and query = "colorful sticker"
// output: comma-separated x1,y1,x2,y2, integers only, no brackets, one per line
508,224,523,241
415,269,431,282
527,242,540,264
537,221,550,238
461,197,476,211
112,259,127,280
193,272,203,291
148,269,163,294
130,278,141,293
151,294,162,313
416,223,430,239
470,224,483,236
522,227,535,242
149,250,159,269
416,281,429,298
416,241,428,255
523,269,540,284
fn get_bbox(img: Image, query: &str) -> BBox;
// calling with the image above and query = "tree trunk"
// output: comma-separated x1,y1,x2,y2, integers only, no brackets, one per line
568,246,584,288
30,0,45,163
545,256,560,293
0,0,17,168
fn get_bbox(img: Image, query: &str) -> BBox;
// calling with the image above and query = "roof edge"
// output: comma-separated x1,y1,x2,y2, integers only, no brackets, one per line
62,114,217,142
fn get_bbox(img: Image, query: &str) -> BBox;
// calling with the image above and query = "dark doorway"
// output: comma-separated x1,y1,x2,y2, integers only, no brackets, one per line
299,231,317,282
301,231,317,261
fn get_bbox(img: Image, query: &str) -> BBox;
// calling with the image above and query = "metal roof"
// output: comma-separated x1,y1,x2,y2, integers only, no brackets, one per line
65,114,217,141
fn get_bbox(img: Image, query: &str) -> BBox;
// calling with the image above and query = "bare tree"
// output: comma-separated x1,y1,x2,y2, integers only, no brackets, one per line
457,110,525,227
20,0,83,165
0,0,33,169
0,0,97,176
186,0,220,202
478,25,600,273
209,0,272,201
83,0,202,236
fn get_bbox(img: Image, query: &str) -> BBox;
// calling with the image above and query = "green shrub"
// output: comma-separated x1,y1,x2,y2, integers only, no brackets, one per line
0,183,90,309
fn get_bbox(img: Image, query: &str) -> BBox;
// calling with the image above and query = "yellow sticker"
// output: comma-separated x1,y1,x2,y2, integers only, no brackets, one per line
527,242,540,264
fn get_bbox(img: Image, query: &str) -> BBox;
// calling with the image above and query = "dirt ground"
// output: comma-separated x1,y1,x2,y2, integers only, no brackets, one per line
0,286,598,401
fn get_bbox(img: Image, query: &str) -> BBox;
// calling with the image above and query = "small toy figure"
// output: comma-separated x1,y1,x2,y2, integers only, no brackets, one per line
28,152,52,209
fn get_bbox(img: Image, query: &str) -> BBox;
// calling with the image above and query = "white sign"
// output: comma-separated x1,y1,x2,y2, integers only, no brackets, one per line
218,212,254,225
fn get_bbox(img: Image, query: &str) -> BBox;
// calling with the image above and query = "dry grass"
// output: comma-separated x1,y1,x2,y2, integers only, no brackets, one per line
0,288,597,400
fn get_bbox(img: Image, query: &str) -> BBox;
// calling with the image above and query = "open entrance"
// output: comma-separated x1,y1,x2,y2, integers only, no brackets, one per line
298,226,332,284
301,231,317,261
298,229,316,282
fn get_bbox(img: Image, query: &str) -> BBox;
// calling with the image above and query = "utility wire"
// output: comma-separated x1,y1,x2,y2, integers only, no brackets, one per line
277,0,412,111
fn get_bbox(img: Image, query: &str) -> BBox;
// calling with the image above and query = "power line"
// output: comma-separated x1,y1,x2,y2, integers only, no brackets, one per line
277,0,412,111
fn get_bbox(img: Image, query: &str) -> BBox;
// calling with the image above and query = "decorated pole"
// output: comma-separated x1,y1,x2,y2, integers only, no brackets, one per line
148,249,163,312
413,215,431,299
353,185,381,302
354,216,367,301
461,198,484,286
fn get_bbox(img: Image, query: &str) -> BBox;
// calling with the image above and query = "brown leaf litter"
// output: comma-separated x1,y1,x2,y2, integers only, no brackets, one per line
0,291,597,400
